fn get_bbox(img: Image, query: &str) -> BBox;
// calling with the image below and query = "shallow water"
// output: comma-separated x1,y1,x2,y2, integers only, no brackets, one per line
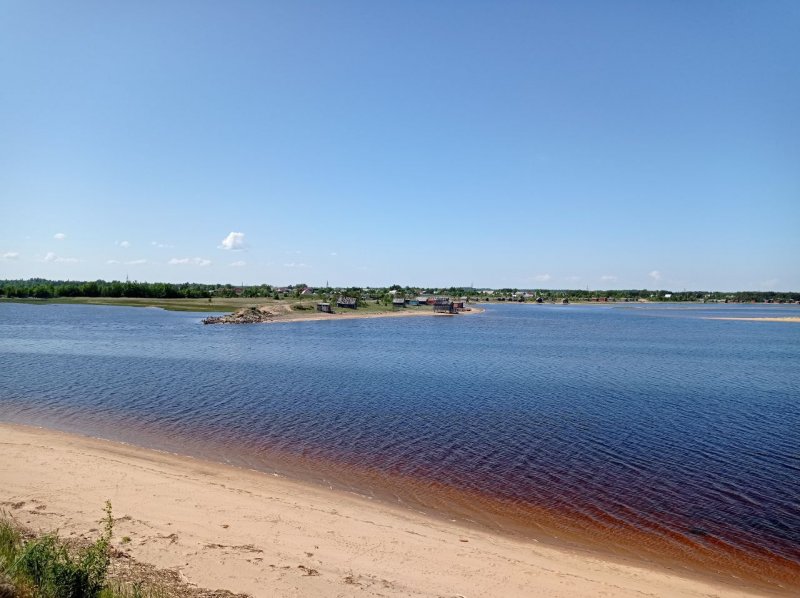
1,302,798,590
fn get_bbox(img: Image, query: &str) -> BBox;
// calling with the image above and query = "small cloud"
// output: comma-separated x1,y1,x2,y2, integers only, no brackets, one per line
53,233,66,240
330,252,338,256
151,241,173,248
126,259,147,265
116,240,131,248
534,274,552,282
43,251,78,263
219,231,246,251
1,251,19,260
564,275,581,282
649,270,662,282
169,257,211,267
600,275,618,282
230,260,246,267
106,259,121,264
283,262,310,268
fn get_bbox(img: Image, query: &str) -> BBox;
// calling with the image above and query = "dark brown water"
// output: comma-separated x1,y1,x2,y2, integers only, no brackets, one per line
1,302,798,592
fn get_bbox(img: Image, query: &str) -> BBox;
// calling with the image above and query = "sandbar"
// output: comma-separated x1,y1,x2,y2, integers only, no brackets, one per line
704,317,800,323
204,304,484,324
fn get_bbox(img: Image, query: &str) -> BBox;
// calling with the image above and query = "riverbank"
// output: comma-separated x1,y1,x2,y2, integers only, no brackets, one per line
0,423,773,598
0,297,484,321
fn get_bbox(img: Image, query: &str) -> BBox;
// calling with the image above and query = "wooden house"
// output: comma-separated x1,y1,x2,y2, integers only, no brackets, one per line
392,298,407,309
316,302,333,313
433,297,456,314
337,296,357,309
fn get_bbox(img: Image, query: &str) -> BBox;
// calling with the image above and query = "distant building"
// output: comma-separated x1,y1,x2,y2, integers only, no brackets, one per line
434,297,456,314
392,298,407,309
337,296,357,309
316,302,333,313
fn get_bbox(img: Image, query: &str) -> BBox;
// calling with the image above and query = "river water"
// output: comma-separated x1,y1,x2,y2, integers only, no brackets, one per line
1,301,798,591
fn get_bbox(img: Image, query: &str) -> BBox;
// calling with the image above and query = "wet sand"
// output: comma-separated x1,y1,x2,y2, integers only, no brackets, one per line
0,423,774,597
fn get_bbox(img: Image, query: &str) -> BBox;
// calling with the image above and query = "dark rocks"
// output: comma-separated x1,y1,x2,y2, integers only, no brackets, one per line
202,307,274,325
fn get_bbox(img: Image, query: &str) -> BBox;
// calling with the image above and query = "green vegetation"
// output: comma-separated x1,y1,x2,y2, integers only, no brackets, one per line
1,278,797,312
0,504,163,598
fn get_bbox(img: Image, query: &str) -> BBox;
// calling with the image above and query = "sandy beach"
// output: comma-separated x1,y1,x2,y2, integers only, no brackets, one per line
0,423,772,597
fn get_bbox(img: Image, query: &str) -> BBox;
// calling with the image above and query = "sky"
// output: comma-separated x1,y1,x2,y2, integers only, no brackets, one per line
1,1,798,291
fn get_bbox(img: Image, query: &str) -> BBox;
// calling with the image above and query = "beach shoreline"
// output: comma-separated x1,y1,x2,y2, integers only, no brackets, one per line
0,422,782,597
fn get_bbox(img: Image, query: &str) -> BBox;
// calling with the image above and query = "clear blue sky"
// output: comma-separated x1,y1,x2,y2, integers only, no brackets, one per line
1,1,798,290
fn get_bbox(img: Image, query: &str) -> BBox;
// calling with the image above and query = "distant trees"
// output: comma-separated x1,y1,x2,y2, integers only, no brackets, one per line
0,279,212,300
0,279,797,304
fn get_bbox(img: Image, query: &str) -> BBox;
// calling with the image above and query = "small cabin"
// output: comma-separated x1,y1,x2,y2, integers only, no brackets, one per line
392,298,407,309
337,296,357,309
316,302,333,313
433,297,457,314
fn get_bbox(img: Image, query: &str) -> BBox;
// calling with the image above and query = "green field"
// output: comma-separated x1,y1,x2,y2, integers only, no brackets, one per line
0,296,432,315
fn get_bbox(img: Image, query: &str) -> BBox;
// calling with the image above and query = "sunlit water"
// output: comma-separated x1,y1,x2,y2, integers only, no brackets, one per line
1,302,798,591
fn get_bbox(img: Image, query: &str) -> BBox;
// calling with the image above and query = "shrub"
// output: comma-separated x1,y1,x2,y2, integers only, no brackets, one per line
11,501,113,598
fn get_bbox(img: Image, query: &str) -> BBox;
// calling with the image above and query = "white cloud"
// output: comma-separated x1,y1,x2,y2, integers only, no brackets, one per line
219,231,246,250
564,275,581,282
169,257,211,267
230,260,246,267
649,270,662,282
534,274,552,282
600,275,618,282
106,259,120,264
116,240,131,248
1,251,19,260
151,241,173,248
43,252,78,263
126,259,147,265
330,252,338,256
53,233,66,240
283,262,310,268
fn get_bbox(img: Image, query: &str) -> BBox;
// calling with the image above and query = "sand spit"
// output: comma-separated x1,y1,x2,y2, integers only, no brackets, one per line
0,423,771,598
704,316,800,323
202,304,483,324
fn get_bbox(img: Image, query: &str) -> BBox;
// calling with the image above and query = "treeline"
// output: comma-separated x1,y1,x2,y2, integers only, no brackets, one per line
486,288,800,303
1,279,797,303
0,278,216,299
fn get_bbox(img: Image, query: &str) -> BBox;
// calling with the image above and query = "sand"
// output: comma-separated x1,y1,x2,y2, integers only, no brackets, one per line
704,317,800,323
207,303,484,324
0,423,769,597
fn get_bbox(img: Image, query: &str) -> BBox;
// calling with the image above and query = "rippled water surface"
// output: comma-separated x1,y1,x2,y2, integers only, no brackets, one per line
1,302,798,590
